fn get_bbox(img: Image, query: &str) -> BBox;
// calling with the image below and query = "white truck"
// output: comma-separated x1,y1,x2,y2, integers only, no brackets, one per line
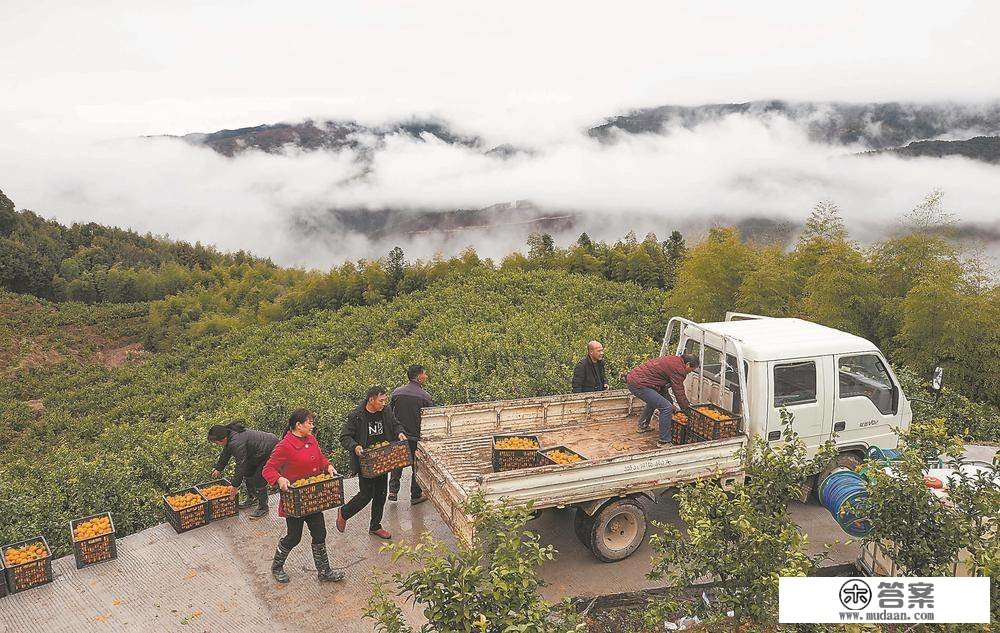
415,313,935,562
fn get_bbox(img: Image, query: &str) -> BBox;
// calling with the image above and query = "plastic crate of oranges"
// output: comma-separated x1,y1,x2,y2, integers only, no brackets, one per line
280,473,345,518
537,446,587,466
359,440,411,478
70,512,117,569
162,487,210,533
689,404,742,440
491,434,541,472
197,479,238,521
671,412,689,444
2,537,53,593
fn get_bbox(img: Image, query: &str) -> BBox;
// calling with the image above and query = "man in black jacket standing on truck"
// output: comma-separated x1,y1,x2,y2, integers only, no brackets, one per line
572,341,608,393
388,364,433,505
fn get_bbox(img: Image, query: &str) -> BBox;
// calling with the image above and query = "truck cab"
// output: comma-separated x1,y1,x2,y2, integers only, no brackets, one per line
665,313,911,458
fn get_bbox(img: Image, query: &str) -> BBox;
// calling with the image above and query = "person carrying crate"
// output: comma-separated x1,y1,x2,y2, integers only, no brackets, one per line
262,409,344,584
208,421,278,519
337,386,408,539
626,353,699,445
388,364,433,504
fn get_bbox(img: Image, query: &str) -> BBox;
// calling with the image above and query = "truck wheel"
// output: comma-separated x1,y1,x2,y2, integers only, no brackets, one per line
574,508,593,547
588,499,647,562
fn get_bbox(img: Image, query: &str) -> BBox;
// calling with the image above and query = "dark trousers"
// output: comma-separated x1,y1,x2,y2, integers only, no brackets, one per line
244,460,268,509
341,473,388,531
388,440,422,499
279,512,327,550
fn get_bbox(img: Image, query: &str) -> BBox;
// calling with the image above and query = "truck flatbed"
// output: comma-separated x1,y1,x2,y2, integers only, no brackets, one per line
415,390,746,552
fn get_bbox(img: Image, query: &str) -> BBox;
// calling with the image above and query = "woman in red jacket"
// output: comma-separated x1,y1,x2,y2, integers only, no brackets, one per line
262,408,344,584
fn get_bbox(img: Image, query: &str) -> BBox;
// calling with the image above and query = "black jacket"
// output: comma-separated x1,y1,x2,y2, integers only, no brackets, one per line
390,381,433,440
214,428,279,488
340,403,405,476
572,356,607,393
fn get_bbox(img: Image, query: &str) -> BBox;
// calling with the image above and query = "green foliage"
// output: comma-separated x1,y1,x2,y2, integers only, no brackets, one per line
0,190,262,301
859,420,1000,581
667,227,753,321
896,366,1000,443
0,270,665,557
644,411,836,630
365,492,584,633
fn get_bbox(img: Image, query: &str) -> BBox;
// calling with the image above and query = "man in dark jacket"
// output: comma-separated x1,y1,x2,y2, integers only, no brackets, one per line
626,354,699,445
388,364,433,504
209,422,279,519
572,341,608,393
337,386,407,539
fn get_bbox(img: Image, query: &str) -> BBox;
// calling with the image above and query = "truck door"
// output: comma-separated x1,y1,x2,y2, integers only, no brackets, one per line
765,357,830,449
832,353,902,450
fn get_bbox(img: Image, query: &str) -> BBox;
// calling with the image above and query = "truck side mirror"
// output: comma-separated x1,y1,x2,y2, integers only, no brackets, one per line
931,366,944,392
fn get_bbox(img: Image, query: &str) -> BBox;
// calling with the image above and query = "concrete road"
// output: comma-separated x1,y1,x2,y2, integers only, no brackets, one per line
0,470,863,633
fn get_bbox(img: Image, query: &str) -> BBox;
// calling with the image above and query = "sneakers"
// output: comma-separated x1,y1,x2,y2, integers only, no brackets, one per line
657,439,672,446
411,495,428,506
387,492,398,502
637,421,651,432
238,495,257,509
336,508,347,533
369,528,392,539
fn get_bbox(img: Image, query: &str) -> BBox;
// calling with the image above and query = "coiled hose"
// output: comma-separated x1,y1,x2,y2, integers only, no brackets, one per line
818,468,872,537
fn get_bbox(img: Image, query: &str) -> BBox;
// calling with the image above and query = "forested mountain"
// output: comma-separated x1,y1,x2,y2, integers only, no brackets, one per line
866,135,1000,163
170,101,1000,158
165,118,482,157
589,100,1000,149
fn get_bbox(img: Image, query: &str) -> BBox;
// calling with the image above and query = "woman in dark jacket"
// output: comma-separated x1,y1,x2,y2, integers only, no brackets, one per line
262,409,344,584
208,421,279,519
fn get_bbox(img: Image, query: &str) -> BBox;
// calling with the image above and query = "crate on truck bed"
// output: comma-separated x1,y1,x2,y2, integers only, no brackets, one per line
537,445,587,466
491,434,541,471
688,403,742,439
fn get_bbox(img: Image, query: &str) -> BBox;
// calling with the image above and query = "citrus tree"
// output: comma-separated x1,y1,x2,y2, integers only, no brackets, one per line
364,492,584,633
644,411,836,631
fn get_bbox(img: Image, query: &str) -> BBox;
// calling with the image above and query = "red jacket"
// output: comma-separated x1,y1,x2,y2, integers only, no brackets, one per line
626,355,692,410
262,432,331,517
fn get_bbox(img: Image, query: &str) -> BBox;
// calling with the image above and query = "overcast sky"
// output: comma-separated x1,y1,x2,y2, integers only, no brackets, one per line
1,1,999,267
3,1,999,142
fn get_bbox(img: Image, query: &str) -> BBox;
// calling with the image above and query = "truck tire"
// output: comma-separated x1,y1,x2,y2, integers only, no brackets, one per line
587,499,647,562
574,508,593,547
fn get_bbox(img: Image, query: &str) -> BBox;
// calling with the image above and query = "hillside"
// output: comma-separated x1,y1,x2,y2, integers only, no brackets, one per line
165,118,482,157
867,135,1000,163
0,269,670,558
588,100,1000,149
2,199,998,564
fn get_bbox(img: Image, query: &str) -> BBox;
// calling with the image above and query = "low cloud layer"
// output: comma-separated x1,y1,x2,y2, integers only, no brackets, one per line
1,112,998,268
